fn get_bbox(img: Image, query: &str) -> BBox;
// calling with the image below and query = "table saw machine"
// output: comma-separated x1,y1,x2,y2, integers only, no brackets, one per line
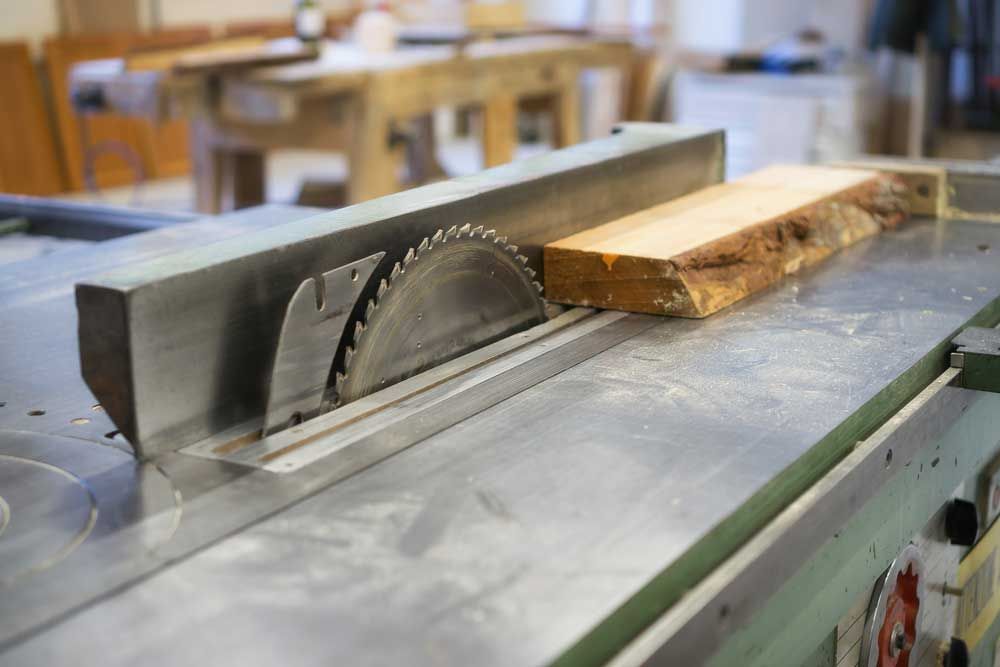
3,124,1000,667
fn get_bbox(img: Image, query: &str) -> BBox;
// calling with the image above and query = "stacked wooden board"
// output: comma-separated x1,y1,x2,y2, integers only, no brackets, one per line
544,165,909,318
0,42,66,195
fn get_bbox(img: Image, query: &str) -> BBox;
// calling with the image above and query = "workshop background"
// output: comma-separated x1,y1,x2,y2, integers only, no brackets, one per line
3,0,996,220
5,3,1000,667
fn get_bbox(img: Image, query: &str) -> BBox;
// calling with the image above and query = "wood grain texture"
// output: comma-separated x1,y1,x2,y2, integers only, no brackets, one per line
544,165,910,318
0,42,66,195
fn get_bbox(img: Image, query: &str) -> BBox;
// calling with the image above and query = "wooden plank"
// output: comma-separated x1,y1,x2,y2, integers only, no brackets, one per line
125,35,315,76
0,42,66,195
544,165,910,318
125,35,263,72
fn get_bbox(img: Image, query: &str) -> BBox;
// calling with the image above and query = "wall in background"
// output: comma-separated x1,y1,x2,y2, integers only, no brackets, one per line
673,0,872,53
0,2,60,51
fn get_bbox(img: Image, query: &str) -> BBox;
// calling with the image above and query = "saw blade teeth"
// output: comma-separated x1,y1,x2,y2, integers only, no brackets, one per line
336,225,548,407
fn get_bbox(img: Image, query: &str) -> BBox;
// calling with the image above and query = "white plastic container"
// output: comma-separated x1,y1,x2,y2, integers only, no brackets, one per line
354,2,398,54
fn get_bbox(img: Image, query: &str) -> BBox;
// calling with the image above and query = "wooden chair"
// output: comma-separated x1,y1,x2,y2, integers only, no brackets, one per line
0,42,66,196
44,28,211,192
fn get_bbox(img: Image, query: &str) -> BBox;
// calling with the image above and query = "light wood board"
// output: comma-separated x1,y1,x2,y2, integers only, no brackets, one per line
544,165,910,318
0,42,66,195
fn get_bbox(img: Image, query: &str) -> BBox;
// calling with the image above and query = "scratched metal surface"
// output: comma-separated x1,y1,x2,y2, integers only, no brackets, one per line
2,217,1000,666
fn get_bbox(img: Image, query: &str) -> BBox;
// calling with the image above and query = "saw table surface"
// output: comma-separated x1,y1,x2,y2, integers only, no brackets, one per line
1,207,999,666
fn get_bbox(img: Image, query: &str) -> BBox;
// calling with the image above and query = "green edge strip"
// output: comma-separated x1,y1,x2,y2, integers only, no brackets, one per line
552,295,1000,667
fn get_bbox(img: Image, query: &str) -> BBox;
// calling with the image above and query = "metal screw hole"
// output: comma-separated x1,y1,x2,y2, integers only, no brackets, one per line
885,449,893,467
71,417,90,425
27,409,45,416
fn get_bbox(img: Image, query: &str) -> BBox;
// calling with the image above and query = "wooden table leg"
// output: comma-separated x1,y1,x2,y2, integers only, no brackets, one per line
482,94,517,167
347,96,397,204
226,149,265,210
191,120,223,214
405,114,446,185
191,119,265,213
552,82,581,149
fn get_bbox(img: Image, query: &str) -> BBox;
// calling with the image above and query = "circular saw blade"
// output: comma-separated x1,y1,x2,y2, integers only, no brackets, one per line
334,223,545,405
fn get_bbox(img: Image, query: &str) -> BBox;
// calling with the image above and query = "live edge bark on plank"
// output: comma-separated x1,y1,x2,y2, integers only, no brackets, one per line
543,165,910,318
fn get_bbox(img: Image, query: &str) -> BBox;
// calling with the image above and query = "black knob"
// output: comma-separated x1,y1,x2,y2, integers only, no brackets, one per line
943,637,969,667
945,499,979,546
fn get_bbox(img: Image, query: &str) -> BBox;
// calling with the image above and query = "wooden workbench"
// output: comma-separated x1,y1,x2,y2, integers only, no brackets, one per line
70,36,634,212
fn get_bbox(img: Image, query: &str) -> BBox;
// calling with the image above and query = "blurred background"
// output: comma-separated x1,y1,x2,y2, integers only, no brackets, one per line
0,0,997,213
